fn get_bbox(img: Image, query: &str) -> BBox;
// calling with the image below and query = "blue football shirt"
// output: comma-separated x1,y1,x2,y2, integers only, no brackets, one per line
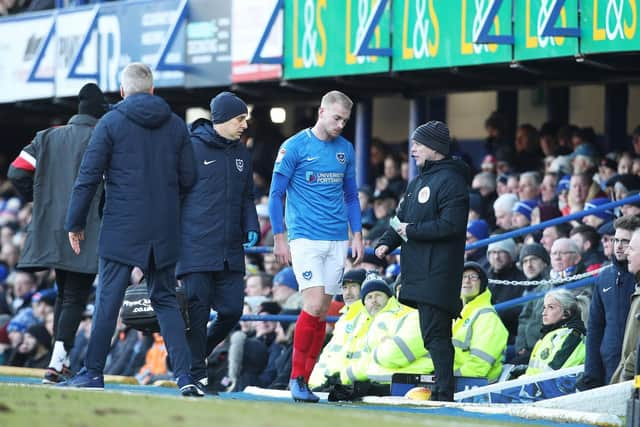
273,128,356,241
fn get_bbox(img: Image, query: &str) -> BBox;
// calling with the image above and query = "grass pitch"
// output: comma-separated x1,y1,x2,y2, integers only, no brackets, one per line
0,383,561,427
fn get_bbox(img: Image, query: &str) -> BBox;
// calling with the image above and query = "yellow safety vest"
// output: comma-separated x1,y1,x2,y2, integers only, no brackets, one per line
365,309,434,383
526,327,585,375
341,298,415,384
309,301,369,388
452,289,508,382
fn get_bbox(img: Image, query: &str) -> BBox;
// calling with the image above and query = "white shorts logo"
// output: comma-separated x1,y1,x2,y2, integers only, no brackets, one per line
418,186,430,204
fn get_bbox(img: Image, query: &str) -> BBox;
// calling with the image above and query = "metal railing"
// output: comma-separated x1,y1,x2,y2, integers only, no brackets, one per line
238,193,640,321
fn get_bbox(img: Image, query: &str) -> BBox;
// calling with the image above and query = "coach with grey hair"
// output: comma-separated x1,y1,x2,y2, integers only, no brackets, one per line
63,63,200,396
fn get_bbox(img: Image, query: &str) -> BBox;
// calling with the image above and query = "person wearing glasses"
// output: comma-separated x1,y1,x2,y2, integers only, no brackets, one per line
549,238,583,280
579,215,640,390
453,262,508,382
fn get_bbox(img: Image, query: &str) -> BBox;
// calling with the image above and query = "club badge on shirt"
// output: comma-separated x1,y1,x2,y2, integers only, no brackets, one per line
236,159,244,172
336,152,345,164
418,186,430,204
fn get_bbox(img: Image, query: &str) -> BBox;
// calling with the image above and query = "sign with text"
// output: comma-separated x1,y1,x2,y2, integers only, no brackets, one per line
0,15,55,103
392,0,512,71
0,0,186,103
581,0,639,53
185,0,232,88
231,0,282,83
514,0,579,61
284,0,390,79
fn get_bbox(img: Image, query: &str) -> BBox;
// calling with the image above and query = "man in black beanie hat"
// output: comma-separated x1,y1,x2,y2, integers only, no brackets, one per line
8,82,108,384
177,90,259,394
375,120,470,402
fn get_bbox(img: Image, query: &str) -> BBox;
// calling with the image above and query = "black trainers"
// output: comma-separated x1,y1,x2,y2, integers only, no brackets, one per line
177,375,204,397
43,366,72,384
195,377,218,396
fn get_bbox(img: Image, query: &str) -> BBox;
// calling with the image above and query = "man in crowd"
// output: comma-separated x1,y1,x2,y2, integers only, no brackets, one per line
486,238,526,342
513,243,551,364
582,216,640,387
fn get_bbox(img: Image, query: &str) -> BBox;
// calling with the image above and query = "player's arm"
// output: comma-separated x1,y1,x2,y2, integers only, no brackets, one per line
268,172,292,264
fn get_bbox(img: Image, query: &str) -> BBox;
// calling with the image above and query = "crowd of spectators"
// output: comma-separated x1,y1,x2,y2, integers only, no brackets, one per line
1,112,640,397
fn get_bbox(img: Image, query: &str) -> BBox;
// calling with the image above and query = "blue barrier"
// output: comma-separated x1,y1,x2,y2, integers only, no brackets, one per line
238,314,339,323
239,194,633,323
245,194,640,256
235,273,597,322
466,193,640,251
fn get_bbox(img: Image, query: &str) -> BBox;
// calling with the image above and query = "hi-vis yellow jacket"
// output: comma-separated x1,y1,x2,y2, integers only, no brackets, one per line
526,327,585,375
341,298,432,384
452,289,508,382
309,300,369,388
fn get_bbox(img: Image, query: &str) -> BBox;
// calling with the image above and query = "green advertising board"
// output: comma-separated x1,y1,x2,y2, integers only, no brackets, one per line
514,0,579,61
284,0,390,79
581,0,639,53
392,0,512,71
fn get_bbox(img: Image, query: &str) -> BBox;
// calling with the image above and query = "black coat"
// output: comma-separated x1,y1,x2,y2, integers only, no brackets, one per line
9,114,102,274
377,157,470,317
488,264,529,342
65,93,196,270
176,119,258,276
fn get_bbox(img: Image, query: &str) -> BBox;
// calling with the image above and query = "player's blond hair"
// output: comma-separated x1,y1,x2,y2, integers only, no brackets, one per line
321,90,353,110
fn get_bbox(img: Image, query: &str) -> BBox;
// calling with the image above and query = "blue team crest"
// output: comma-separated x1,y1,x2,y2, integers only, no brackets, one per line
235,159,244,172
336,152,345,164
305,171,317,184
302,271,313,280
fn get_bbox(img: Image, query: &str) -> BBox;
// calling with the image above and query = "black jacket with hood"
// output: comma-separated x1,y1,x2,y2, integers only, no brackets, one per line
65,93,196,270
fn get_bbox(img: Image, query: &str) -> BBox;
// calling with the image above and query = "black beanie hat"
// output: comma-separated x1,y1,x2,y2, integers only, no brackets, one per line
463,261,488,293
26,324,52,351
78,83,108,119
342,268,367,286
412,120,451,155
360,275,393,303
210,91,248,124
519,243,551,265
